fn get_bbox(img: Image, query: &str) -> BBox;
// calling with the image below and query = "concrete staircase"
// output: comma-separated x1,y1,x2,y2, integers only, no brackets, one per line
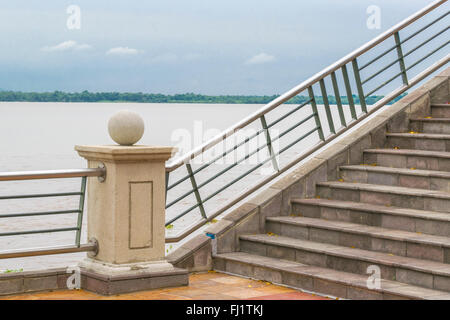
214,103,450,300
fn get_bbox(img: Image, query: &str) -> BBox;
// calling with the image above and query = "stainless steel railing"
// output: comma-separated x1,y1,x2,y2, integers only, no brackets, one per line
164,0,450,243
0,168,104,259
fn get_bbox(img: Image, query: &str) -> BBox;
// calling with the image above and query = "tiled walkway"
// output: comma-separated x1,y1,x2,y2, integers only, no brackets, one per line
0,271,330,300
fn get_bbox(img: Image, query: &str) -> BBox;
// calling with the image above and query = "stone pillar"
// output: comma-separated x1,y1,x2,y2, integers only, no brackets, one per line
74,144,188,295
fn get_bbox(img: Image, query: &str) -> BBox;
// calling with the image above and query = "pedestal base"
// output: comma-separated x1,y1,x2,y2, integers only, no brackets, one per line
79,258,189,295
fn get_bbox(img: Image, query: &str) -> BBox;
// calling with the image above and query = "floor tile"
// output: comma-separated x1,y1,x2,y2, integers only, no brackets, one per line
0,272,326,300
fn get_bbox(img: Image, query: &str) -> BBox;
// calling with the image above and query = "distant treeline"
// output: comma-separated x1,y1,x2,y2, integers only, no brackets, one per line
0,90,406,105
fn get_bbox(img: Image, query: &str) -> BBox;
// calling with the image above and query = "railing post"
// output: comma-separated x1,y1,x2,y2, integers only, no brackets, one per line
352,59,368,113
74,110,187,295
319,79,336,134
165,171,169,204
307,87,325,141
394,32,409,86
186,162,207,219
259,115,280,172
330,71,347,127
75,176,87,247
341,65,357,120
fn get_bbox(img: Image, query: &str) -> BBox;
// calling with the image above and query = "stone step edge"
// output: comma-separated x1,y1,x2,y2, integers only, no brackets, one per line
432,104,450,107
386,133,450,139
363,148,450,158
316,181,450,200
290,198,450,222
410,118,450,122
339,164,450,179
266,216,450,249
213,252,449,300
239,234,450,277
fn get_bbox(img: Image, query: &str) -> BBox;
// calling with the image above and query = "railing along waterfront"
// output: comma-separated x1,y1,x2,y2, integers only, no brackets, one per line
0,168,104,259
164,0,450,243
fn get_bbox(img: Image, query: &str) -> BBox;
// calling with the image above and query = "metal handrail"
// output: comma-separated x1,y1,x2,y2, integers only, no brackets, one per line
164,0,449,243
0,168,105,181
0,168,104,259
0,240,98,260
166,0,448,172
166,56,449,243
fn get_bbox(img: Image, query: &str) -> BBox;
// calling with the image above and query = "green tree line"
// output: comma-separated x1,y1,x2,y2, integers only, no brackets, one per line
0,90,406,105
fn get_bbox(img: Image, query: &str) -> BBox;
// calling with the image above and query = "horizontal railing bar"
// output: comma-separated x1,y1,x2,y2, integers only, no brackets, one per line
165,0,447,172
362,58,401,85
0,168,105,181
166,99,311,183
166,113,316,209
401,10,449,44
365,70,403,98
192,113,316,190
192,99,312,177
166,186,200,209
0,209,80,219
168,123,319,219
166,202,200,226
359,10,449,71
166,129,325,239
359,45,398,72
200,152,287,207
166,132,272,208
168,131,321,233
276,113,317,139
181,100,312,181
267,99,313,128
0,227,79,237
276,127,319,156
167,127,266,191
405,40,450,72
403,27,449,58
165,54,450,243
0,192,82,200
363,26,449,85
364,34,449,95
0,242,97,259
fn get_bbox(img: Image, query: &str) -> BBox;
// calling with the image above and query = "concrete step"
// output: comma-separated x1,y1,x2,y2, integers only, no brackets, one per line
386,133,450,152
339,165,450,193
410,118,450,134
213,252,450,300
316,181,450,214
238,234,450,292
290,198,450,237
432,104,450,118
264,216,450,263
363,148,450,171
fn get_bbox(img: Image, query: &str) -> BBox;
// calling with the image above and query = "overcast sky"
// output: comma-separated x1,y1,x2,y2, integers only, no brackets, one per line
0,0,439,94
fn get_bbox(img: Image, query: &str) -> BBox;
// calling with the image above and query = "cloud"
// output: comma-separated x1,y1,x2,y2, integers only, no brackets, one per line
106,46,141,56
245,53,276,65
41,40,92,52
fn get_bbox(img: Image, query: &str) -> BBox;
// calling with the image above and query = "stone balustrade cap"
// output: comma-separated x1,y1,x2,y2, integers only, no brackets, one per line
75,145,177,162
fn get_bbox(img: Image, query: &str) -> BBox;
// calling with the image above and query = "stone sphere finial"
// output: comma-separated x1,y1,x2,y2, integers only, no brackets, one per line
108,110,145,146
